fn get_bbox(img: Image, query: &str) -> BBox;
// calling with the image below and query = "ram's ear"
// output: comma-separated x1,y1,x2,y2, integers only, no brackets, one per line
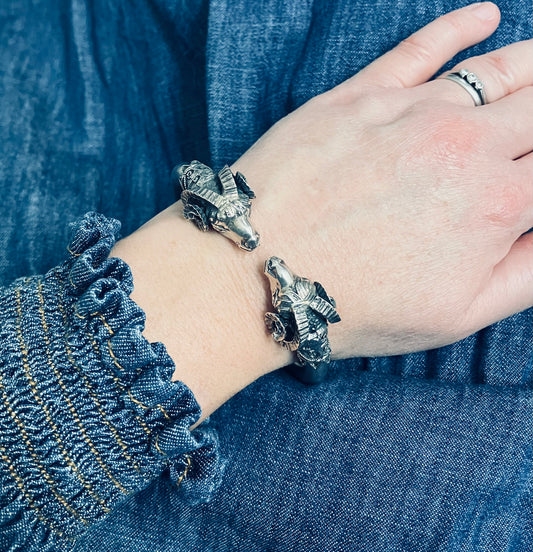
235,171,256,199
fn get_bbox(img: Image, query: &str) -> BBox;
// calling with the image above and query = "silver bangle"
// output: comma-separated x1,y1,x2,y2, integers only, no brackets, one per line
264,256,341,384
173,163,341,383
172,160,260,251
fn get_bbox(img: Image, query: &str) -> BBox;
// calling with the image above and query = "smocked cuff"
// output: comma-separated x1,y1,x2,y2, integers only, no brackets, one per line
0,212,222,552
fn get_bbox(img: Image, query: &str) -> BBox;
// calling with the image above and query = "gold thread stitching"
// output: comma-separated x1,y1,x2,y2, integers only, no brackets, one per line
88,315,173,431
107,340,124,371
157,404,171,421
127,389,149,410
88,334,152,437
56,310,142,474
66,245,81,257
91,313,125,375
153,435,165,456
15,283,110,513
134,415,151,436
0,372,88,524
97,313,114,336
53,271,157,446
0,443,76,541
75,309,86,320
176,455,192,487
36,287,128,494
55,298,143,477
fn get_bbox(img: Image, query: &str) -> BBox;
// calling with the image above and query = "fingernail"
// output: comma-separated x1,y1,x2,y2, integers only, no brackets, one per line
469,2,498,21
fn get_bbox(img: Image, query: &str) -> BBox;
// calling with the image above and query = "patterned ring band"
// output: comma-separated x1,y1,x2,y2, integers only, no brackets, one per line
444,69,487,106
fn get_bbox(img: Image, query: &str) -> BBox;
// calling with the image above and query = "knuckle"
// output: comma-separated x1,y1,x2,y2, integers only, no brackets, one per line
326,87,407,123
396,36,435,83
406,104,482,161
482,181,526,227
478,54,516,96
397,14,463,76
352,92,396,120
399,35,434,63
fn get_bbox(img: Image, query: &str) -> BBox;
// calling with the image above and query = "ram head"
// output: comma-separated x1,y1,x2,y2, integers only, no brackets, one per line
172,160,260,252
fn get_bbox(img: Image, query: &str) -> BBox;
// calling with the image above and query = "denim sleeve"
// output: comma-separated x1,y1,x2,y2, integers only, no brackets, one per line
0,212,222,552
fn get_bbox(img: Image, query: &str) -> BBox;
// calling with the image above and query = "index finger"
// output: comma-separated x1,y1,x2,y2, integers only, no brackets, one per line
334,3,501,96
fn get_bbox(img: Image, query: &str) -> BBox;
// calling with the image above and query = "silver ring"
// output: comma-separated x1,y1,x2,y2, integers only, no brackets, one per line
444,69,487,106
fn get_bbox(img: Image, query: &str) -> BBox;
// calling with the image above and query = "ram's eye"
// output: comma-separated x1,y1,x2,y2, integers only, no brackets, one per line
212,221,228,233
223,206,236,218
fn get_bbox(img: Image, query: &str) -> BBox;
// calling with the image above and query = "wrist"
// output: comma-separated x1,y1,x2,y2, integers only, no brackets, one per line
111,202,292,419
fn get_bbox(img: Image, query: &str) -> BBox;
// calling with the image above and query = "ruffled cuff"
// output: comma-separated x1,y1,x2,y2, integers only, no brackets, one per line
0,212,223,552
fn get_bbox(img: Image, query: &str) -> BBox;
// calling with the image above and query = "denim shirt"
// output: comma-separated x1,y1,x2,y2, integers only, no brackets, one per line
0,1,532,551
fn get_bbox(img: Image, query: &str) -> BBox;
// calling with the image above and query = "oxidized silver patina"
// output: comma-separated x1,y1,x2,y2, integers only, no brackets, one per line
264,256,341,384
172,160,260,251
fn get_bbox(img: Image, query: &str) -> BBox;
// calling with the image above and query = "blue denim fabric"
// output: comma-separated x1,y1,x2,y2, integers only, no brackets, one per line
0,0,210,284
0,213,220,551
0,0,532,551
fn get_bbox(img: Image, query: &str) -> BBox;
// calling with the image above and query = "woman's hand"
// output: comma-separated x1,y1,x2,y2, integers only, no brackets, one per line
114,3,532,417
233,1,533,359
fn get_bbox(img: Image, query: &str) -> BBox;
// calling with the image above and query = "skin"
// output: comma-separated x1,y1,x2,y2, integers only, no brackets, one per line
111,3,533,420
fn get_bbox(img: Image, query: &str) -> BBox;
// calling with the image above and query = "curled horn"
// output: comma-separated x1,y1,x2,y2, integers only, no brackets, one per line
181,200,210,231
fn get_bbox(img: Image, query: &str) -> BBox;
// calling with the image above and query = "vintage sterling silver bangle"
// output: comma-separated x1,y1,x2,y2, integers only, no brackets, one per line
171,160,260,251
443,69,487,106
264,256,341,384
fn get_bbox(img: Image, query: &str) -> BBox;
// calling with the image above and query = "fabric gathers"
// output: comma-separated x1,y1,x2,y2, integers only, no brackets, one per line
0,212,222,552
